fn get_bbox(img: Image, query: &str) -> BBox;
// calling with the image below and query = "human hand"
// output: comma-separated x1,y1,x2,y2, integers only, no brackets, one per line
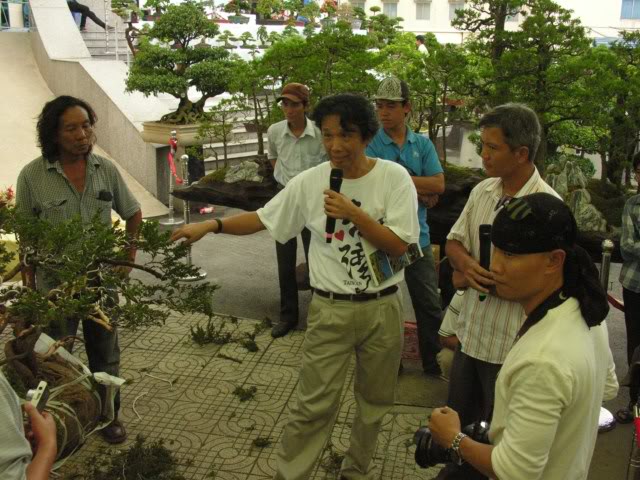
170,222,214,246
451,270,468,289
324,190,358,221
428,406,461,449
419,194,439,209
23,402,56,454
462,256,494,293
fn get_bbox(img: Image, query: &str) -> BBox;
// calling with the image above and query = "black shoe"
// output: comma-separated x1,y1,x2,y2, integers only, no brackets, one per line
271,322,295,338
101,419,127,444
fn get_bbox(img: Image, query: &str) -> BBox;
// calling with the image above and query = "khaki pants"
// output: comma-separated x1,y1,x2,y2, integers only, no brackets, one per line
274,292,404,480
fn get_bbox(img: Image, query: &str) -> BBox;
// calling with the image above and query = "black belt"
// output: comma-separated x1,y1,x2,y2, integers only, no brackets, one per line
312,285,398,302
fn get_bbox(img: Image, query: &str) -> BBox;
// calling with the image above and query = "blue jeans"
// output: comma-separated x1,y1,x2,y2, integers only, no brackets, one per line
404,246,443,371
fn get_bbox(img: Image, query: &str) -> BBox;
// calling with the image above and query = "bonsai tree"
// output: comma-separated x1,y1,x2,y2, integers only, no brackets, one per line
256,25,269,46
300,0,320,26
0,203,218,459
335,2,354,25
283,0,303,23
197,98,240,169
223,0,251,16
143,0,170,17
112,0,140,20
256,0,284,19
217,29,236,48
126,1,235,124
239,31,256,48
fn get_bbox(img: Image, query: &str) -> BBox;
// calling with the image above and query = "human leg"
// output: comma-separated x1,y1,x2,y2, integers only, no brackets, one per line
273,236,299,337
404,249,443,373
274,296,354,480
446,346,482,428
623,288,640,366
341,293,403,479
67,1,106,30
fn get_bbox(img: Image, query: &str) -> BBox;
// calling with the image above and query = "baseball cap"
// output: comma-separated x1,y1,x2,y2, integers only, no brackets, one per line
374,76,409,102
277,83,310,104
491,193,577,254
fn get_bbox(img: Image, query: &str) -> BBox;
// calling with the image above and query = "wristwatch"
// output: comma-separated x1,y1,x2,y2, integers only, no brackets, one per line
450,432,468,466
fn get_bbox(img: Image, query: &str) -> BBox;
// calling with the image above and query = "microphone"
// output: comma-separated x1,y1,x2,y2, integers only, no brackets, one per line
479,224,492,301
325,168,343,243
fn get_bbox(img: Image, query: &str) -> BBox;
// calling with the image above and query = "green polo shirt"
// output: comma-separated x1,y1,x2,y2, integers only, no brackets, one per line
16,153,141,291
16,153,140,225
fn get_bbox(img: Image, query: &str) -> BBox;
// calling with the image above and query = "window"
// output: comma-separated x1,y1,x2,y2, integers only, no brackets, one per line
383,2,397,18
449,1,464,21
416,1,430,20
622,0,640,19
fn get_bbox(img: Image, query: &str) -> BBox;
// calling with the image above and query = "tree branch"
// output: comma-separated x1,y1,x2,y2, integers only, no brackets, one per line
96,258,165,279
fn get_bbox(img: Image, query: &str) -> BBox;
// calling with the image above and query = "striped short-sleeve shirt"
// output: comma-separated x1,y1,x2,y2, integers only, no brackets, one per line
16,153,141,291
446,168,560,364
16,153,140,225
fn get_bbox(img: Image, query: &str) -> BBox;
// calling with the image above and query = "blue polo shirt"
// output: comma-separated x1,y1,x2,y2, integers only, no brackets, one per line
366,127,442,247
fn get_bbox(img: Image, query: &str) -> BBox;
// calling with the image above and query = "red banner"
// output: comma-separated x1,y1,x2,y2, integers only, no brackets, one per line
167,137,183,184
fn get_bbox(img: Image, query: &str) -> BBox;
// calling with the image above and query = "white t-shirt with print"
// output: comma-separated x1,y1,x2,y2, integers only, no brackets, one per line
257,159,419,294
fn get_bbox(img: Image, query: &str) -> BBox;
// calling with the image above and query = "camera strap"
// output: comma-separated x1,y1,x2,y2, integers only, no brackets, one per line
513,288,568,345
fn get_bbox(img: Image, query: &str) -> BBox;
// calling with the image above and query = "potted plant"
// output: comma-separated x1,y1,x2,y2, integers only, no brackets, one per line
300,0,320,27
283,0,303,24
257,25,270,47
127,1,236,124
320,0,336,26
239,31,256,48
217,29,237,49
112,0,140,23
142,0,169,20
224,0,251,23
256,0,285,23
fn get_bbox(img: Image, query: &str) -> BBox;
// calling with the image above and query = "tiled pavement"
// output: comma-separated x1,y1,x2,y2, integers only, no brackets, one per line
56,311,443,480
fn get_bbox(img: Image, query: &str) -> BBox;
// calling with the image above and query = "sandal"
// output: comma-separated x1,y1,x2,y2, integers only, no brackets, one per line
615,407,634,424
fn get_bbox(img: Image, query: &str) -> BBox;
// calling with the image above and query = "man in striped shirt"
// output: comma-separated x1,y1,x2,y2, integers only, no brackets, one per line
443,103,559,478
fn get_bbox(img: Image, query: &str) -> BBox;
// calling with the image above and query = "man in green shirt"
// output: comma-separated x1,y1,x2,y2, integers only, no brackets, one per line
16,96,142,444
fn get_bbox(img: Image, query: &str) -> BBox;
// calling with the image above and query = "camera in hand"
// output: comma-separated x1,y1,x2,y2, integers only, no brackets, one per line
26,381,50,412
414,420,491,468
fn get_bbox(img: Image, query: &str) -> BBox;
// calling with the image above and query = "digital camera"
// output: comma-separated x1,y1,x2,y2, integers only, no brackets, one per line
414,420,491,468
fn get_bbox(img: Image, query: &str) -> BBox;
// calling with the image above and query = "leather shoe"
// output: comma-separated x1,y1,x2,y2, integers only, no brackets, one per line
271,322,295,338
101,419,127,444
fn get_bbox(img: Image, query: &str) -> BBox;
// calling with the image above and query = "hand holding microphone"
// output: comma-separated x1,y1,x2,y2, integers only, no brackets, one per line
325,168,344,243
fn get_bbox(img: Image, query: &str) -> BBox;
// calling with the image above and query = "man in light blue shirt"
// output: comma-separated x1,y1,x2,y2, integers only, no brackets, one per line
366,76,445,375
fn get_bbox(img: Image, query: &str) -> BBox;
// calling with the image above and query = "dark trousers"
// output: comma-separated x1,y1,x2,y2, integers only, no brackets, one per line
623,287,640,403
67,1,106,29
275,227,311,325
404,247,443,371
46,316,121,416
441,346,501,480
446,346,501,427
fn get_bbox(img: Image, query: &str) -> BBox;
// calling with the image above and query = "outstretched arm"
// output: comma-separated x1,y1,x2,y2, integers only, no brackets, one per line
170,212,266,246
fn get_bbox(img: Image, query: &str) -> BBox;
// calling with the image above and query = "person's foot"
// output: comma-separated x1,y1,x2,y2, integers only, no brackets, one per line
106,25,116,31
615,407,634,424
271,322,295,338
101,419,127,444
79,27,87,32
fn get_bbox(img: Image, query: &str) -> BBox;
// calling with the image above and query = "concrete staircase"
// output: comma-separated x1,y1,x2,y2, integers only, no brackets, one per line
203,125,270,173
81,30,131,61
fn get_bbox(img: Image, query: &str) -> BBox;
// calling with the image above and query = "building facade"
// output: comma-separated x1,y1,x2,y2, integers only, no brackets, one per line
355,0,640,44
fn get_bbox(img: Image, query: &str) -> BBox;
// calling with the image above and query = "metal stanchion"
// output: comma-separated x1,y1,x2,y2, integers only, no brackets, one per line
599,238,617,433
103,0,111,54
160,130,184,227
115,22,119,61
178,154,207,282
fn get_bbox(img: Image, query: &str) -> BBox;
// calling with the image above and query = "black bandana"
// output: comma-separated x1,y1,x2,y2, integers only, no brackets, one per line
492,193,608,330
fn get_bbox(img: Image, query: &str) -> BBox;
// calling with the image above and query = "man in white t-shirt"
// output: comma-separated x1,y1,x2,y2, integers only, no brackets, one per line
429,193,618,480
172,93,419,479
267,83,328,338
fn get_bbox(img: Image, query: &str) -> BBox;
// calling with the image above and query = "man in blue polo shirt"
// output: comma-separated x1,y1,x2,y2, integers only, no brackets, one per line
366,76,445,375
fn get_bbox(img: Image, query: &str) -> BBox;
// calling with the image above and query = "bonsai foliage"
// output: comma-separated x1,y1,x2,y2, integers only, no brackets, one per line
126,0,235,124
257,0,284,19
223,0,251,16
112,0,140,19
300,0,320,25
0,208,218,339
